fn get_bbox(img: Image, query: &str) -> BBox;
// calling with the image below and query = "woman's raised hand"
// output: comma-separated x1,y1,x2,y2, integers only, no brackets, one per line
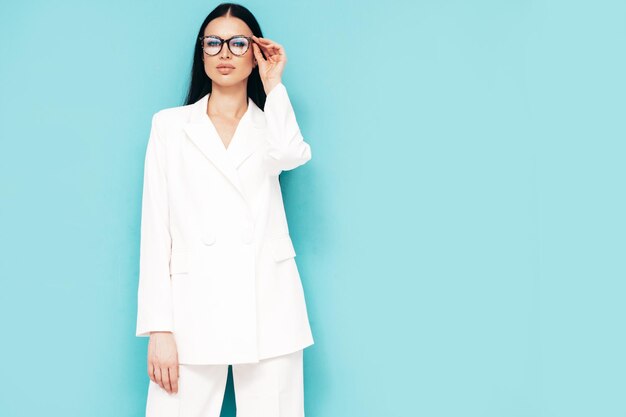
148,332,179,394
251,35,286,94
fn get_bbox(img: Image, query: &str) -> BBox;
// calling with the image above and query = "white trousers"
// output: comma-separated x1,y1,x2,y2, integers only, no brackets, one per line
145,349,305,417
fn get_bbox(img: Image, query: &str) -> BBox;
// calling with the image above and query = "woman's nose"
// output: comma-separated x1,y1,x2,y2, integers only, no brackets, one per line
220,42,232,58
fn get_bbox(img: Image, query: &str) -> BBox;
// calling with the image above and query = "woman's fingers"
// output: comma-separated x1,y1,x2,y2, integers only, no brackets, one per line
252,35,284,58
253,35,279,48
252,42,265,61
161,366,172,393
154,364,174,393
253,38,273,56
252,35,272,45
154,365,164,390
148,360,155,382
149,362,179,394
169,366,179,394
146,333,180,394
252,40,270,60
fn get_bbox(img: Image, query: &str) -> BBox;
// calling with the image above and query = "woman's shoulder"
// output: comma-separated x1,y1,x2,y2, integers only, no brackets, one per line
152,102,194,127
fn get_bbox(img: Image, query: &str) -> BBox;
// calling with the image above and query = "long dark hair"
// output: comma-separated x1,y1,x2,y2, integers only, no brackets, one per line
183,3,267,110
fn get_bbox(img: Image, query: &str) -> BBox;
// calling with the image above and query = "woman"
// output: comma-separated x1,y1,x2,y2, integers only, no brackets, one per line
135,3,315,416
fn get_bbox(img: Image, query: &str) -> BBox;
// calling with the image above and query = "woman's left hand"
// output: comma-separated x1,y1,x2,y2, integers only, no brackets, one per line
251,35,286,94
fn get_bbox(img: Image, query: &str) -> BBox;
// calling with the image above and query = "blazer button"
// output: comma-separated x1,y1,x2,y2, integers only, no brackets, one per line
202,231,216,245
241,227,254,244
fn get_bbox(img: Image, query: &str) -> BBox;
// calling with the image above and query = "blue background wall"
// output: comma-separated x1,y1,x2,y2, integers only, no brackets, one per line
1,1,625,416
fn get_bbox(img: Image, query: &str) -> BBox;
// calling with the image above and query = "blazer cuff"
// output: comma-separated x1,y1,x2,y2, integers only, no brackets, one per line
136,321,174,337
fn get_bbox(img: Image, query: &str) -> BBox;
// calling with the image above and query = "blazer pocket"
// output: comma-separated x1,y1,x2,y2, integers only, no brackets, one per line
169,250,189,275
270,235,297,262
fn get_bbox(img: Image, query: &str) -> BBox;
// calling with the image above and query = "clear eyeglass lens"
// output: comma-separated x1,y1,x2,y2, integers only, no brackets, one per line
228,37,249,55
203,38,223,55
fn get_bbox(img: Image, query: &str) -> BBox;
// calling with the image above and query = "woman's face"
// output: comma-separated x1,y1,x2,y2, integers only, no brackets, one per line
201,16,257,87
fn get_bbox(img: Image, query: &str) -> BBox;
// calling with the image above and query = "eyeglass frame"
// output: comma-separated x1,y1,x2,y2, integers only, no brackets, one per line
198,35,254,56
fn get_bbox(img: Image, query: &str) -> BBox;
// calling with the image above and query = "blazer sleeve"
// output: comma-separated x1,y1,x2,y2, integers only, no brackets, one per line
135,112,174,337
263,82,312,175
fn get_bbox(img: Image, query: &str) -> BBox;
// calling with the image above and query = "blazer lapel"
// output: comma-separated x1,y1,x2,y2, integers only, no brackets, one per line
182,92,266,204
228,100,266,169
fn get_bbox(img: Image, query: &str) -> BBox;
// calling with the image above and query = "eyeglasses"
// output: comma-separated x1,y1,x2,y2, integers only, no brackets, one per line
198,35,253,56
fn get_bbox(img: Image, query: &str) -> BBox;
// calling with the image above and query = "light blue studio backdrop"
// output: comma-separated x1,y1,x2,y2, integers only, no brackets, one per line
0,0,625,416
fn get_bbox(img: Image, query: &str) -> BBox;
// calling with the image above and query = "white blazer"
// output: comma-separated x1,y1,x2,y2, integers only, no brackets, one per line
135,82,314,365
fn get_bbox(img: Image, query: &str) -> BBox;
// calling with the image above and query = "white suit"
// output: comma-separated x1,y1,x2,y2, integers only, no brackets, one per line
135,82,314,365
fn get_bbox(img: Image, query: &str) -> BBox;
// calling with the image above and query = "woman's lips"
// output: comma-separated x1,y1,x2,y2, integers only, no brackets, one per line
217,67,234,74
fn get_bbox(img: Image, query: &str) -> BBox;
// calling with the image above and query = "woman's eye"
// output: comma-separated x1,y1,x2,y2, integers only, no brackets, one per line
207,41,220,47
